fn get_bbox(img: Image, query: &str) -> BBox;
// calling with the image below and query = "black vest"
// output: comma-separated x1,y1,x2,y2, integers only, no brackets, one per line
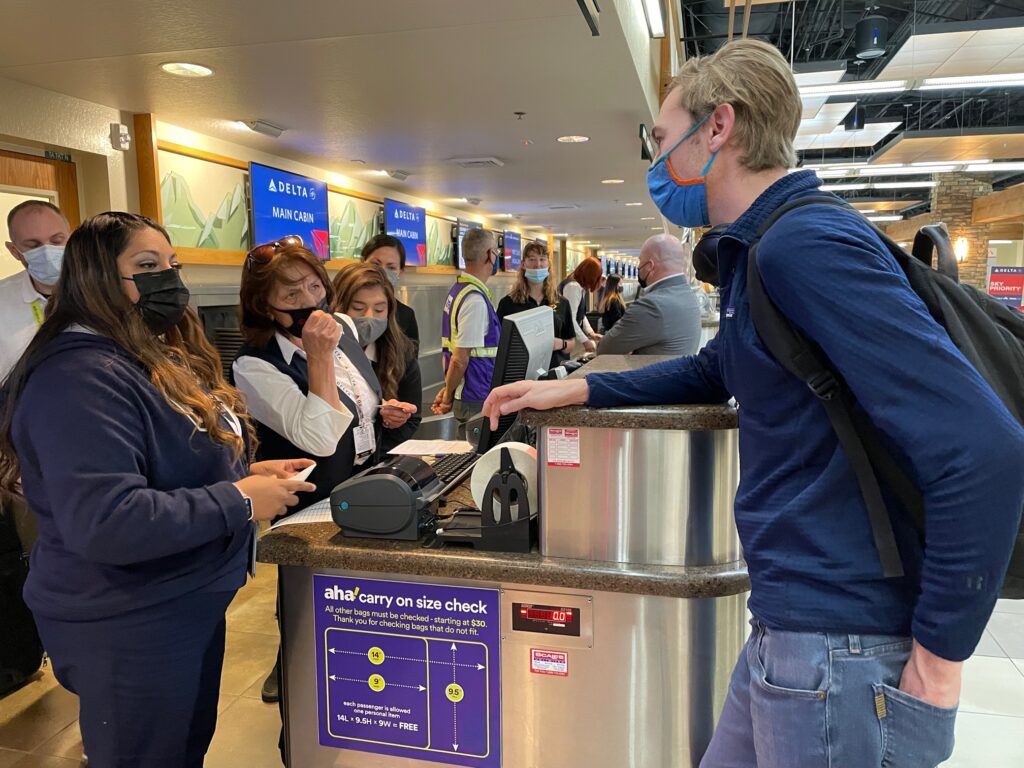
233,323,383,512
558,277,587,326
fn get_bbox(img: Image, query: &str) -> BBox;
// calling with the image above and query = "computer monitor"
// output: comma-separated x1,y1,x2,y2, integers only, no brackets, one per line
473,306,554,453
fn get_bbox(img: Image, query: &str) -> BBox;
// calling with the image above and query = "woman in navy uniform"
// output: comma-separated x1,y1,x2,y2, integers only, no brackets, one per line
233,241,415,709
0,212,314,767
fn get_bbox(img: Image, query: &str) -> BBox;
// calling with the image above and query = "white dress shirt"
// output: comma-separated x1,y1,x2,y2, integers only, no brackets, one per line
0,270,47,380
232,314,379,461
561,280,596,344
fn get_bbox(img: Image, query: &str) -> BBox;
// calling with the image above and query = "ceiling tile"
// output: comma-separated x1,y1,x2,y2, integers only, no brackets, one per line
972,27,1024,46
871,129,1024,164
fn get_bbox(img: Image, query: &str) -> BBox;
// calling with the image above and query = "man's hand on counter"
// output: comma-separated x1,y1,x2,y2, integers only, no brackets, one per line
482,379,590,430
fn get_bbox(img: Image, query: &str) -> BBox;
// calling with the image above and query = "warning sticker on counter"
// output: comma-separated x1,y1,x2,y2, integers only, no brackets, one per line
530,649,568,677
546,428,580,468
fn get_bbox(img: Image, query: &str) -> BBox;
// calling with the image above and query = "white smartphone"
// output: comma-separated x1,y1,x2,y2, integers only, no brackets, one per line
290,463,317,482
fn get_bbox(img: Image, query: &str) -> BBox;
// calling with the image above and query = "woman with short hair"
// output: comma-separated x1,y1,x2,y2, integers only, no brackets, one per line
233,239,393,513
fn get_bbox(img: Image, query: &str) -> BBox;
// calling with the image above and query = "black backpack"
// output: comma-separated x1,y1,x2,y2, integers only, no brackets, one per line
0,502,44,695
746,194,1024,598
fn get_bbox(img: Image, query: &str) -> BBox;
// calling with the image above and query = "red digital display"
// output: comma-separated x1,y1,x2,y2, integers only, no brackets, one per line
520,607,573,624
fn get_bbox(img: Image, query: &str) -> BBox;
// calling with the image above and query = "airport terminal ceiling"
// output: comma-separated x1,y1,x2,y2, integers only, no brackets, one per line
0,0,1022,245
0,0,665,250
679,0,1024,216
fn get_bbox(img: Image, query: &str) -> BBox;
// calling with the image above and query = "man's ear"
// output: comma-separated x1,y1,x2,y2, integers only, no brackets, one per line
707,104,736,154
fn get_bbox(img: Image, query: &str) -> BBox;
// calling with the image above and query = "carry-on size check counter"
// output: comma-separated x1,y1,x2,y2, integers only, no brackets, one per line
259,355,749,768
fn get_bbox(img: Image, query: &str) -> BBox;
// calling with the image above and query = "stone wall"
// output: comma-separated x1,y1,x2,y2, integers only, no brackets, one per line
929,173,992,289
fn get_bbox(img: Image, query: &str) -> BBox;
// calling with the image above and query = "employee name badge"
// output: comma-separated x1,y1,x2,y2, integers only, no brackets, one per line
354,423,375,459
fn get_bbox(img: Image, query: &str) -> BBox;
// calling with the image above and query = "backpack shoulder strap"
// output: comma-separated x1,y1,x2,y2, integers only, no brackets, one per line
746,194,916,579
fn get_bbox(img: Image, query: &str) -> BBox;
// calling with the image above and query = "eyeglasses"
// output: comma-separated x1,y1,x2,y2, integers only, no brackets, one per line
245,235,304,269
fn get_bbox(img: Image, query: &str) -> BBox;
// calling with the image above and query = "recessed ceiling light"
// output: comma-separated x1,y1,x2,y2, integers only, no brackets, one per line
602,179,625,184
990,240,1014,244
624,202,644,207
367,170,390,177
651,226,662,230
640,216,656,220
161,62,214,78
867,215,902,222
557,135,590,143
554,233,569,237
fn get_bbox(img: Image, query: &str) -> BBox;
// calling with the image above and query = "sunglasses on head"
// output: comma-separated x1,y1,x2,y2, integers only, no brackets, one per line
245,235,304,269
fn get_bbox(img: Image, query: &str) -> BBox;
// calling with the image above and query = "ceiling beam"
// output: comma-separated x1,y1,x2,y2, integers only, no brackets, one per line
974,183,1024,225
990,222,1024,240
884,213,938,243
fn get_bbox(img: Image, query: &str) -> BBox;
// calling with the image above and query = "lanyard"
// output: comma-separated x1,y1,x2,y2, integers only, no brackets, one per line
334,349,372,426
31,299,45,327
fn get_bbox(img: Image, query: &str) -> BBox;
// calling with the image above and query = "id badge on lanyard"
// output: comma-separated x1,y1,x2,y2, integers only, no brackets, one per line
335,349,375,460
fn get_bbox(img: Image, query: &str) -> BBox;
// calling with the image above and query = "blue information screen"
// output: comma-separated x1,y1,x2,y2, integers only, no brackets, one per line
250,162,330,259
503,231,521,272
385,199,427,266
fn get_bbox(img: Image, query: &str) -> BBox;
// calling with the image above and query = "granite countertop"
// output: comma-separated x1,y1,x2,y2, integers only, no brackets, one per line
518,354,738,431
258,523,749,600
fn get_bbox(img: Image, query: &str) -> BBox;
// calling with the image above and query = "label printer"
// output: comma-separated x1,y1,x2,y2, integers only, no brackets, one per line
330,456,442,541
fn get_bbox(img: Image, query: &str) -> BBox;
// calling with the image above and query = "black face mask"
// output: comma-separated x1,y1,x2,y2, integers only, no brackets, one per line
692,224,731,287
271,301,328,336
124,268,190,335
637,263,652,290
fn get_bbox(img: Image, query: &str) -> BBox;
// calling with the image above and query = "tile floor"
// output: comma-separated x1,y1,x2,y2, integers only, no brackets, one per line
1,573,1022,767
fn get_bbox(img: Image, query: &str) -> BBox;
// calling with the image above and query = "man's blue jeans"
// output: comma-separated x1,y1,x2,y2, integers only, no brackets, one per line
701,621,958,768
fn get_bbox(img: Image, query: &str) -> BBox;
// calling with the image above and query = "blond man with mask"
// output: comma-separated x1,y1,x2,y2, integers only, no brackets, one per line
1,200,71,379
483,39,1024,767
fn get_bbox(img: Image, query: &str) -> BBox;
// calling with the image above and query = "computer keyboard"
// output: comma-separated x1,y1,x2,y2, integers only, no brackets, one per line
430,451,479,488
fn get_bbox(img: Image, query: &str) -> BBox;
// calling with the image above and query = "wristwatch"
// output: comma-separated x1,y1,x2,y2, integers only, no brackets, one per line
239,490,255,522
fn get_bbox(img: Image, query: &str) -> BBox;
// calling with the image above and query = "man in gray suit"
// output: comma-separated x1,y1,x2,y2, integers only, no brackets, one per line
596,234,701,356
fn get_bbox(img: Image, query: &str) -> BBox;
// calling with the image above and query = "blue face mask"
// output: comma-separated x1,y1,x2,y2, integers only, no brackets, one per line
647,113,719,228
524,268,549,284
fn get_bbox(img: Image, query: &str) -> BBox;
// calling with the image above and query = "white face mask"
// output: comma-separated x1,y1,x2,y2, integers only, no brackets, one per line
20,244,64,286
384,269,400,289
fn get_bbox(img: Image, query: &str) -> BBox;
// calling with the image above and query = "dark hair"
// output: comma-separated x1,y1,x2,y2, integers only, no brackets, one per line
331,263,412,401
600,275,626,312
361,234,406,270
239,245,334,348
572,256,603,292
6,199,67,232
0,212,251,494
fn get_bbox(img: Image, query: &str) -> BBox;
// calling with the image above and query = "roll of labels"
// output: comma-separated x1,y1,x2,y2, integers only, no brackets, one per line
437,442,538,552
470,442,538,523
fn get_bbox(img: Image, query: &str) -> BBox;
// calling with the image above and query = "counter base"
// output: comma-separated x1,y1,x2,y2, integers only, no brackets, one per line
280,564,748,768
